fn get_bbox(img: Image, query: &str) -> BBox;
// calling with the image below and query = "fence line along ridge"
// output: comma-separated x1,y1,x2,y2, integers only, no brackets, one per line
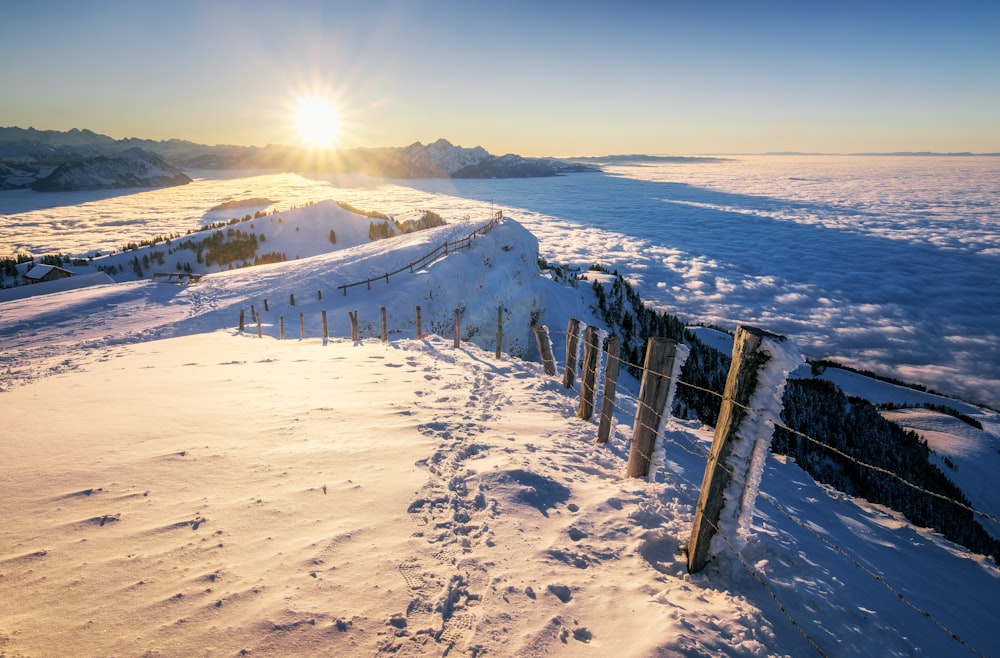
337,210,503,296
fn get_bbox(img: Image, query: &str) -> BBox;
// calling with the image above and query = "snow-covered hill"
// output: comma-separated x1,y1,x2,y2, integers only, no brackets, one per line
1,213,998,657
0,200,451,294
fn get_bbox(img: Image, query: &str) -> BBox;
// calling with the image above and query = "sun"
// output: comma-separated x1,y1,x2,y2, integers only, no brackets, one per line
293,96,341,149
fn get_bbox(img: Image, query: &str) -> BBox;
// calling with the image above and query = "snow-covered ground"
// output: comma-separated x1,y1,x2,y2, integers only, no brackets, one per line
2,208,998,657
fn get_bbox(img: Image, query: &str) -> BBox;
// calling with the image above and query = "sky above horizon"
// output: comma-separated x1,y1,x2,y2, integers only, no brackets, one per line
2,0,998,156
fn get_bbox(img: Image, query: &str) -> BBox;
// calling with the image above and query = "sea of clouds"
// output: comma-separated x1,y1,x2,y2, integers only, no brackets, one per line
1,156,997,406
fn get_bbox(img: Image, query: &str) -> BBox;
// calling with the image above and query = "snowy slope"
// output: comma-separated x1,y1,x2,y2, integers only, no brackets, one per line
1,214,999,657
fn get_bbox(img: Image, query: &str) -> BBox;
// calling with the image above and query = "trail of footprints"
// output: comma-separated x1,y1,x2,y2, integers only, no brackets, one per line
381,353,603,654
380,357,500,655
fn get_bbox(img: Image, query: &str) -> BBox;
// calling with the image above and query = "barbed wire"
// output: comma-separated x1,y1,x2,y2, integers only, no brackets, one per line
565,326,991,657
653,463,829,657
757,491,986,657
548,326,1000,531
587,348,988,657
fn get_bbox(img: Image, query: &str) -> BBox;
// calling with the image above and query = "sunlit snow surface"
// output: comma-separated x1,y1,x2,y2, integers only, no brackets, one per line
1,155,997,405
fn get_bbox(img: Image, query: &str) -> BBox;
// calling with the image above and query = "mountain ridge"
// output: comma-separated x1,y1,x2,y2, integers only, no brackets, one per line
0,127,597,189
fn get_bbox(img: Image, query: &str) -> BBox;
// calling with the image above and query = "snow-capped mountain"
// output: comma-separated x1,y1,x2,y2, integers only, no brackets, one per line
29,147,191,192
0,127,598,183
394,138,492,176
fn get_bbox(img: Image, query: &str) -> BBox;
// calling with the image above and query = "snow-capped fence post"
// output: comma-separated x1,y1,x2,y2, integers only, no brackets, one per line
349,311,359,342
687,326,801,574
239,309,245,332
453,309,461,348
416,306,423,340
596,336,621,444
279,316,285,340
533,325,557,376
381,307,388,343
299,312,305,340
563,319,581,389
626,338,679,478
577,326,601,420
321,310,328,339
496,305,504,359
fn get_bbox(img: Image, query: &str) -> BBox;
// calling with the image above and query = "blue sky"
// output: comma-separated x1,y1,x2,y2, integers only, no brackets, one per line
2,0,998,155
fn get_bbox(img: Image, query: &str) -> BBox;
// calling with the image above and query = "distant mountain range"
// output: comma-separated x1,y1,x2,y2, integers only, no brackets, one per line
0,127,598,191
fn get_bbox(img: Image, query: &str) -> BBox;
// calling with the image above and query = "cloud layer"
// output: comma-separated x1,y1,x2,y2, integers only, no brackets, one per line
2,156,997,405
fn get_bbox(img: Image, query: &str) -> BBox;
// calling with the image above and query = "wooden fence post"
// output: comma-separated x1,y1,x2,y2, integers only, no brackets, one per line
349,311,359,342
533,325,556,376
626,338,678,478
596,336,621,443
577,326,600,420
264,299,269,312
239,309,245,332
562,319,581,389
290,293,295,307
299,312,305,340
321,310,328,339
251,304,257,322
256,313,262,338
381,307,388,343
416,306,423,340
495,305,504,359
279,316,285,340
453,309,461,348
687,326,796,573
317,289,322,300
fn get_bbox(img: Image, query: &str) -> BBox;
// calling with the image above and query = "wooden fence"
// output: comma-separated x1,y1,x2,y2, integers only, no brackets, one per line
336,211,503,296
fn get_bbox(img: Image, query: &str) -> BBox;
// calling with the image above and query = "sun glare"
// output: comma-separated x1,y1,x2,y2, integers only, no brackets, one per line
294,96,341,149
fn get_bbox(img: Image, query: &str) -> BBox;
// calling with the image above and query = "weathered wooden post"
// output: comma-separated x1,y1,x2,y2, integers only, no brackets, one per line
495,305,504,359
279,316,285,340
321,310,329,339
256,313,262,338
299,312,305,340
239,309,245,332
596,335,621,443
416,306,423,340
533,325,557,376
687,326,800,574
577,326,600,420
317,289,322,300
562,319,581,389
453,309,461,348
290,293,295,307
626,338,678,478
251,304,257,322
263,299,269,312
381,307,388,343
349,311,359,342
